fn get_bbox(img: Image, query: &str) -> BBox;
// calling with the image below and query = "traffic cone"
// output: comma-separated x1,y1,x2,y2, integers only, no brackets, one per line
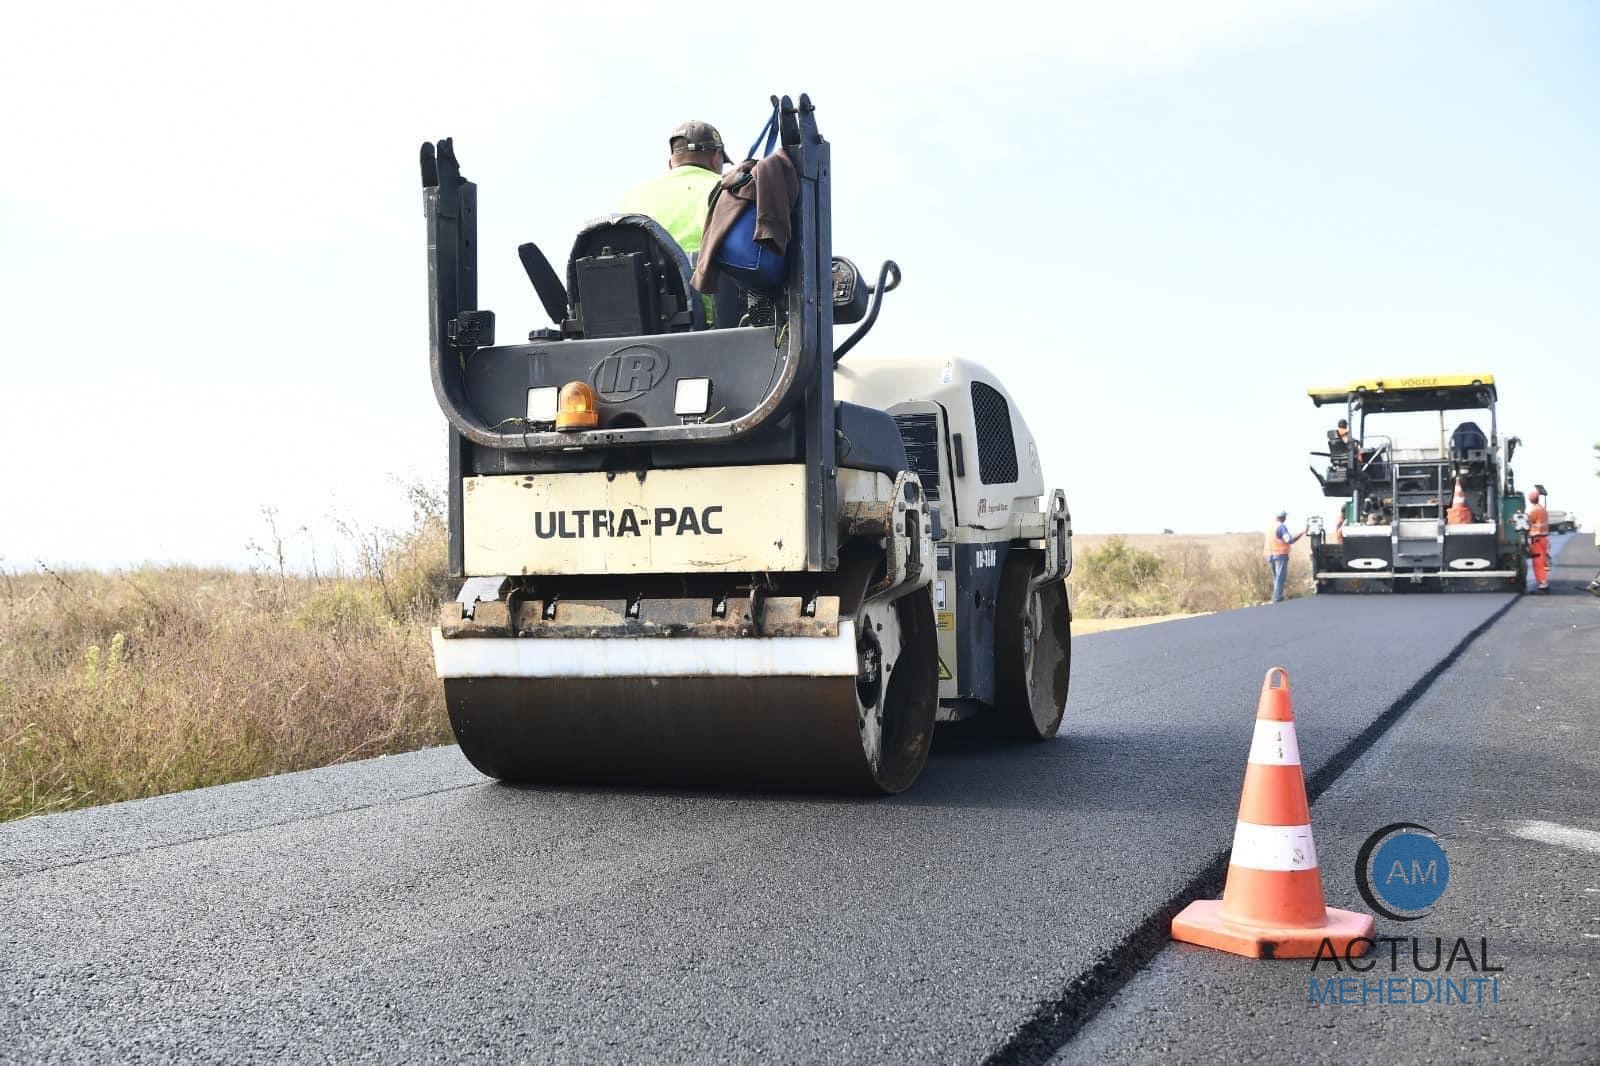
1446,478,1472,525
1171,668,1374,958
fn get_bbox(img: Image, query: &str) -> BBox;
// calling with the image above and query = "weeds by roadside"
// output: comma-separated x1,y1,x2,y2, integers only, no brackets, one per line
1067,534,1311,619
0,484,455,823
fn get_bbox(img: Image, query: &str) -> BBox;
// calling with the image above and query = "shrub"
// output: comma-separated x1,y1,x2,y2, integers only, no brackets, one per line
1067,534,1308,619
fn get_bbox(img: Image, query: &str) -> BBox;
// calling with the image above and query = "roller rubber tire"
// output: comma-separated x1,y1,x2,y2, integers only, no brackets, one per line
993,552,1071,740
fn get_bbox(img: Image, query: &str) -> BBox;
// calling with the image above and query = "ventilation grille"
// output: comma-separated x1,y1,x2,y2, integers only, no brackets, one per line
893,413,942,501
970,382,1018,485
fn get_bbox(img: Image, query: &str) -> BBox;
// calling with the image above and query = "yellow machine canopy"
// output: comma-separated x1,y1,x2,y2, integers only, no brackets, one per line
1307,374,1497,414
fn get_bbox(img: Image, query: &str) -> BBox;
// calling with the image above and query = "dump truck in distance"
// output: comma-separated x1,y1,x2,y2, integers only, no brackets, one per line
422,94,1073,794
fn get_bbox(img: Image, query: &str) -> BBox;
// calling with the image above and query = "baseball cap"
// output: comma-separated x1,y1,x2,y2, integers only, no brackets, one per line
670,120,723,154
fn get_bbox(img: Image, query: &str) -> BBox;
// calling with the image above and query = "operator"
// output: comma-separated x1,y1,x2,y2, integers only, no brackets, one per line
620,120,727,322
1334,418,1374,470
1527,488,1551,593
1266,510,1306,604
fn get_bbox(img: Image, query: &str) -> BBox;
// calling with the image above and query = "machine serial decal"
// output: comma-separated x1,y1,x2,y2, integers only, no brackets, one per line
533,506,725,539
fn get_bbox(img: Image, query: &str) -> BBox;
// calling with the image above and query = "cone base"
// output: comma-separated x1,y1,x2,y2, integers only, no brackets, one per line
1171,898,1375,959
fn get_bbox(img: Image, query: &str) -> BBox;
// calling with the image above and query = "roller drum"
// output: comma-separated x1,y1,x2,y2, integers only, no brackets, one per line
448,675,881,793
436,557,939,795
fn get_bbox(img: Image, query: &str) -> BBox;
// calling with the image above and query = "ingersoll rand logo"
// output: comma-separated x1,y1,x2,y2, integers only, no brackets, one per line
534,506,724,539
592,344,669,401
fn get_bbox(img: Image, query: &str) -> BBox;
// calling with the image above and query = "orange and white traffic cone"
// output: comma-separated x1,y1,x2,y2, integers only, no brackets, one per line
1446,478,1472,525
1171,668,1374,958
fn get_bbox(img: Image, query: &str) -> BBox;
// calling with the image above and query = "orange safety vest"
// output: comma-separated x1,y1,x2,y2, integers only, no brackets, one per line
1528,504,1549,538
1266,524,1292,557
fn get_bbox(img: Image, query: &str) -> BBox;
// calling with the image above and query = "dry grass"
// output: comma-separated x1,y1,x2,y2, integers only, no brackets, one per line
1067,532,1312,620
0,488,456,823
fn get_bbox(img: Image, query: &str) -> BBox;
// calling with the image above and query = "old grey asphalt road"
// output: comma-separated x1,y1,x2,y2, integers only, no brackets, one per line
0,575,1540,1064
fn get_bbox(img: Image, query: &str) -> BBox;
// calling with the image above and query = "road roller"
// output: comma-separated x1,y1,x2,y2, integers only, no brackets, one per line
423,94,1074,794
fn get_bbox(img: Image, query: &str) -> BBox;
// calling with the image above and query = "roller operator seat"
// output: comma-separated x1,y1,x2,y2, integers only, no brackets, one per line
565,214,707,339
1449,421,1489,463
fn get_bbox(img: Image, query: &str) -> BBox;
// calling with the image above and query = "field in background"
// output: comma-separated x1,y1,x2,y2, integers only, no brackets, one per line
1068,532,1311,625
1,508,1308,823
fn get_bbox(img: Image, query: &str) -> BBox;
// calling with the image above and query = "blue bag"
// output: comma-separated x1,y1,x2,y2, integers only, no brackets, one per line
713,106,787,289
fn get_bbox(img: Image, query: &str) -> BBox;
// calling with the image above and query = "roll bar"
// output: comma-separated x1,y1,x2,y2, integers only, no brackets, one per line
421,94,834,453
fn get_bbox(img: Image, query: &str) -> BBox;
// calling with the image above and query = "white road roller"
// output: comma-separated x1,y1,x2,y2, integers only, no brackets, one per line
423,94,1074,794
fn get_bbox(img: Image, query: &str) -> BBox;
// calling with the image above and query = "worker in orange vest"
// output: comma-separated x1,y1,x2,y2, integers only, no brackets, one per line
1266,510,1305,603
1446,477,1473,525
1527,488,1550,593
1589,525,1600,596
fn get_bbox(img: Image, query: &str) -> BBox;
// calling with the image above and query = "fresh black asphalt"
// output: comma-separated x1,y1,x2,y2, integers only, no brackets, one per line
1056,535,1600,1065
0,574,1551,1063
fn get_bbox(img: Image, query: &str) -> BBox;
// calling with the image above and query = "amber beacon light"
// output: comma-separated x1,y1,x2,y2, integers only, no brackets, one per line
555,381,600,431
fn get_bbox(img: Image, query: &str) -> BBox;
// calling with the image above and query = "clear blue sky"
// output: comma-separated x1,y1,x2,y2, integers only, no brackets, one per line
2,1,1595,572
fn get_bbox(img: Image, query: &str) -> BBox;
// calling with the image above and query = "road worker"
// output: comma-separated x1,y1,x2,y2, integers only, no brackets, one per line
1266,510,1306,603
1527,488,1550,593
620,120,727,321
1329,418,1353,468
621,120,726,258
1588,525,1600,596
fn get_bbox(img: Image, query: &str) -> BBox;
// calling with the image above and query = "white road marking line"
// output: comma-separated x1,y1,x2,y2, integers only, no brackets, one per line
1511,820,1600,855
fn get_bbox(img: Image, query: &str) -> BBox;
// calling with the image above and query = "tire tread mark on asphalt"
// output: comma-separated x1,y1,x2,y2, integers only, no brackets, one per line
0,781,483,883
982,594,1521,1066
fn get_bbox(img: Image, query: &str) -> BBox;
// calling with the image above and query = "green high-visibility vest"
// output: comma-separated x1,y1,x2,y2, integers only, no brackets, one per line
620,164,720,259
620,165,722,324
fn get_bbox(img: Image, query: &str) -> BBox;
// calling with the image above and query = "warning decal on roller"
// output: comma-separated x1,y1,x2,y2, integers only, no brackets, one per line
937,657,953,681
